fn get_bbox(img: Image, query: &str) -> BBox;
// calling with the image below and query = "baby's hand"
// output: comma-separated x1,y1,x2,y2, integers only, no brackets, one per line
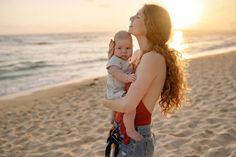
127,73,136,83
108,39,115,59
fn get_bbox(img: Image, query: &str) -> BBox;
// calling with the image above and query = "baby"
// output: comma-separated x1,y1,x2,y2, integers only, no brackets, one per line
106,30,143,142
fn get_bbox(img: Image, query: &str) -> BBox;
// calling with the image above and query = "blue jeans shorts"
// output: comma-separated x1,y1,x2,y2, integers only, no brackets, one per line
114,122,156,157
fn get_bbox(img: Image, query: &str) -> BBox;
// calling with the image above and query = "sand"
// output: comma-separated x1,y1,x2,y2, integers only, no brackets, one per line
0,51,236,157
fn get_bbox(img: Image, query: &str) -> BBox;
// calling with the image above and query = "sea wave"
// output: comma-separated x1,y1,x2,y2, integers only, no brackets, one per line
0,31,236,96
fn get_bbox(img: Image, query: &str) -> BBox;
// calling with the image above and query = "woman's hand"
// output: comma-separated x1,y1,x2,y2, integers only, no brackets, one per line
108,39,115,59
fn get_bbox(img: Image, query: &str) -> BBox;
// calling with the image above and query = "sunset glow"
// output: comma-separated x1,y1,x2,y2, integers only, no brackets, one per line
0,0,236,34
161,0,203,29
169,31,190,59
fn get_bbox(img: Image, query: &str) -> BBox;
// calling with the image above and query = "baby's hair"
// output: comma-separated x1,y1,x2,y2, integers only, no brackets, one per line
114,30,132,41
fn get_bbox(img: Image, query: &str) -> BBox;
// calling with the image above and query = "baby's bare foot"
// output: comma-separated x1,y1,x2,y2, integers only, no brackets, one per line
127,130,143,142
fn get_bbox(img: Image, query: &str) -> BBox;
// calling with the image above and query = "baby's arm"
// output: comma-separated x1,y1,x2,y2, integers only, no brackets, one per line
108,66,136,83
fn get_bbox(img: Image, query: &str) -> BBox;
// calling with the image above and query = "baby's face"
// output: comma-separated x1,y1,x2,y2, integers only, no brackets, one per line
114,38,132,60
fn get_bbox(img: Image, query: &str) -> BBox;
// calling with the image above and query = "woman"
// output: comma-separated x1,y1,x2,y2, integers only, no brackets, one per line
103,4,186,157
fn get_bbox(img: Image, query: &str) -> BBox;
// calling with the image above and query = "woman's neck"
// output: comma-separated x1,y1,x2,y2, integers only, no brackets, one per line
136,35,152,53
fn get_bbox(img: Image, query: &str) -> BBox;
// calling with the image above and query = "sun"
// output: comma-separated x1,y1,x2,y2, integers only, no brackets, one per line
161,0,202,29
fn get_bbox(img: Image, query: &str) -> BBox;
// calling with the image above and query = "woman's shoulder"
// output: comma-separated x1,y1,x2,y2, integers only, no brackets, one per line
135,51,166,76
142,50,165,64
132,49,164,59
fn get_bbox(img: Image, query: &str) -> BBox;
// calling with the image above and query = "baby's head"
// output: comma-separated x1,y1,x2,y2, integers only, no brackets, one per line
113,31,133,60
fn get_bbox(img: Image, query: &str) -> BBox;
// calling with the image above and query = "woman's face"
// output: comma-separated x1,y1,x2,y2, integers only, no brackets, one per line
128,7,147,37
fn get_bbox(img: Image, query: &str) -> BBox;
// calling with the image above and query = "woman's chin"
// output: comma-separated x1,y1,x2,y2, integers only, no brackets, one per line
128,29,134,35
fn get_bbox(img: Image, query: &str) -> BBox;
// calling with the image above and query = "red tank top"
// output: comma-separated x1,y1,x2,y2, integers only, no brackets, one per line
114,83,152,144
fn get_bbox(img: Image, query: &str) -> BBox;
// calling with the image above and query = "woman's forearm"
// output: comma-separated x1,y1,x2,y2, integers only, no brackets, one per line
103,97,126,113
103,97,138,113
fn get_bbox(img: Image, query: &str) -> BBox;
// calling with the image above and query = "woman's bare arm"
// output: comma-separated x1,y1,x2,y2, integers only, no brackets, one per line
103,52,166,113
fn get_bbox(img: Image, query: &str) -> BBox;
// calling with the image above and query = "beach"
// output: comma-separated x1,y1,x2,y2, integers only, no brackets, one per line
0,51,236,157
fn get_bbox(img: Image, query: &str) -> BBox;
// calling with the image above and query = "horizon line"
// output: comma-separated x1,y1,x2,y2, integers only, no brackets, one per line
1,28,236,36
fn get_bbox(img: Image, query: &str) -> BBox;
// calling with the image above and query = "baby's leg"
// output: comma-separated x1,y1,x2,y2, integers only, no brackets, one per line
123,111,143,142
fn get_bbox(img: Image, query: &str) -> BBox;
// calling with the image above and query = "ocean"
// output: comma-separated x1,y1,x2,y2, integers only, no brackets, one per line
0,30,236,96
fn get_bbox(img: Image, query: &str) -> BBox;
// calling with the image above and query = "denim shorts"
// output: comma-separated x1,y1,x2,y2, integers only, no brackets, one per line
114,123,156,157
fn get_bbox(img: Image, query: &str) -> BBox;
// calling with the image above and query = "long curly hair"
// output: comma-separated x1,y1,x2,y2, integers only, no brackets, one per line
143,4,187,116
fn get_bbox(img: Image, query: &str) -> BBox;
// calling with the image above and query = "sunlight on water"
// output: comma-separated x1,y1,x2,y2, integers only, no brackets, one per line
170,31,189,60
170,31,185,51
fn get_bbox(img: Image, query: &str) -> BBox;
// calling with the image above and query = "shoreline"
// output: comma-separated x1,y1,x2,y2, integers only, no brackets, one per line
0,77,105,101
0,50,236,156
1,49,235,102
0,77,105,111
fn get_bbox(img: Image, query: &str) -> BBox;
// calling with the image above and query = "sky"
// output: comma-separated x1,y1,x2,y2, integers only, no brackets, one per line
0,0,236,35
